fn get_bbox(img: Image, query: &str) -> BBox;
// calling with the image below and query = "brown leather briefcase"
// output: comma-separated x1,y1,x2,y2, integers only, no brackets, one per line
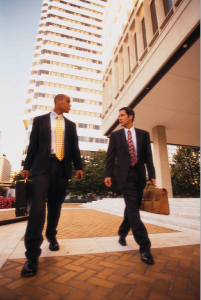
140,187,170,215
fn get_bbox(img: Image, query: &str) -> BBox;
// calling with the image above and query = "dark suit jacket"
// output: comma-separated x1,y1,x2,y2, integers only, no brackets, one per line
105,128,155,189
24,113,82,178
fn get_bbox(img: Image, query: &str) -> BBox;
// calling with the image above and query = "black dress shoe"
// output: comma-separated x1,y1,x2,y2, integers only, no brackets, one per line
119,236,127,246
21,259,38,277
141,252,154,265
48,238,59,251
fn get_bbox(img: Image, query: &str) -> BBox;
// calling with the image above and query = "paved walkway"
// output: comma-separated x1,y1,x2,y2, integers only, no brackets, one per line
0,204,200,299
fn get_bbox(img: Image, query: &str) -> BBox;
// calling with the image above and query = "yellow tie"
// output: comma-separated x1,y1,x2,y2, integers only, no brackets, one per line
55,115,64,161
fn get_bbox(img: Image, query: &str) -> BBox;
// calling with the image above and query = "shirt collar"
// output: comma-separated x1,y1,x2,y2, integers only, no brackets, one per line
124,126,135,133
51,111,63,119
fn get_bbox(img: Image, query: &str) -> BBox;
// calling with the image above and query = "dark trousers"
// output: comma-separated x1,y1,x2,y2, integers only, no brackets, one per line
118,166,151,253
25,158,68,260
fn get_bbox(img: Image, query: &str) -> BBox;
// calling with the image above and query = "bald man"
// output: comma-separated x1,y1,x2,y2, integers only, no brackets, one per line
21,94,83,277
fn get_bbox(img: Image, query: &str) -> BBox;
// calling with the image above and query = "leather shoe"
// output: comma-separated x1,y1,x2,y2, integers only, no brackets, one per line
119,236,127,246
48,238,59,251
141,252,154,264
21,259,38,277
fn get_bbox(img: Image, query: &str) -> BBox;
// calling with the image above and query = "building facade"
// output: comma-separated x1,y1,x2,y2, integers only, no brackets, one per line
22,0,108,165
102,0,200,196
0,155,12,182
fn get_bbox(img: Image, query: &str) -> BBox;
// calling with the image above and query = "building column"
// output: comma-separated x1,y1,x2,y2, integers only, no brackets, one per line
152,125,173,198
144,0,154,45
108,70,113,106
135,15,144,59
112,59,119,97
155,0,166,27
102,77,109,115
118,47,124,90
105,78,109,112
102,82,106,115
128,25,137,70
123,35,130,81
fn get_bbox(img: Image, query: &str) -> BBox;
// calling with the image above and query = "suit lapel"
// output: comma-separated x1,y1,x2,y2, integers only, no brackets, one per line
120,129,129,155
135,128,143,160
42,113,51,154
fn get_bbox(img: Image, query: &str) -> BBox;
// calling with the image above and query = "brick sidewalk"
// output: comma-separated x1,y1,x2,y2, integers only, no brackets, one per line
0,207,199,299
0,245,199,299
42,208,178,240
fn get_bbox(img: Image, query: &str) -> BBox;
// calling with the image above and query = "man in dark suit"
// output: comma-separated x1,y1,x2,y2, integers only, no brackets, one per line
21,94,83,277
105,107,156,264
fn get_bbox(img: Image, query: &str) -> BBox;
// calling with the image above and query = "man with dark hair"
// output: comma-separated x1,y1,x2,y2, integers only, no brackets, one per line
21,94,83,277
105,107,156,264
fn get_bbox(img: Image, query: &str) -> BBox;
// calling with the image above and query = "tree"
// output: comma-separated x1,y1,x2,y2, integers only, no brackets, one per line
67,150,121,199
171,146,200,197
0,186,8,197
10,172,24,188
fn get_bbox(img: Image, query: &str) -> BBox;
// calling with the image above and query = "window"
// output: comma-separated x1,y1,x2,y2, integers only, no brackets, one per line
163,0,173,16
141,18,147,49
150,0,158,35
128,46,131,72
134,33,138,62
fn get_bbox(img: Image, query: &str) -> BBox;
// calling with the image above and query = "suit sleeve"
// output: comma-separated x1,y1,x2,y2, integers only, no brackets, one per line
72,123,83,170
23,117,39,171
145,132,156,180
105,132,116,178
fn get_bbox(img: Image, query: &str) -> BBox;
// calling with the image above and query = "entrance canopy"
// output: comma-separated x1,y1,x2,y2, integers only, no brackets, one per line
114,38,200,147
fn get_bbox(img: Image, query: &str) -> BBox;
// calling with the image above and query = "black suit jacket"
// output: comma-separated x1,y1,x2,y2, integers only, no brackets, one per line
105,128,155,189
24,113,82,178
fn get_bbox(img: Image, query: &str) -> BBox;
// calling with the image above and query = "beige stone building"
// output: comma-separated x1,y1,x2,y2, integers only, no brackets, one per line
0,155,12,182
102,0,200,197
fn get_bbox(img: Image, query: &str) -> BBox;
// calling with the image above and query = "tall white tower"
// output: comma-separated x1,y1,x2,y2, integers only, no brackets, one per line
22,0,108,165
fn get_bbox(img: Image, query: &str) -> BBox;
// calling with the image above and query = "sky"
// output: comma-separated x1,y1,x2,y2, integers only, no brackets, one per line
0,0,43,171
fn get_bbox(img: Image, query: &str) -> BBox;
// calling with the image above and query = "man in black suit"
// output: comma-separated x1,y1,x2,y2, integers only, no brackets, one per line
105,107,156,264
21,94,83,277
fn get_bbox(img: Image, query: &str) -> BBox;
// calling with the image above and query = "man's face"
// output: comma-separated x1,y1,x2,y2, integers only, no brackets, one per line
58,96,71,113
118,110,133,127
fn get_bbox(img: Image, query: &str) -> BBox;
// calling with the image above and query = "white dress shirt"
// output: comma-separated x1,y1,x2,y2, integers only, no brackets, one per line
50,111,65,154
124,126,137,156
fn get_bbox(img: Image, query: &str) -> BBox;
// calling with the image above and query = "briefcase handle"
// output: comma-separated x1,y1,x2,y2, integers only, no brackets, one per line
145,183,158,189
15,179,28,184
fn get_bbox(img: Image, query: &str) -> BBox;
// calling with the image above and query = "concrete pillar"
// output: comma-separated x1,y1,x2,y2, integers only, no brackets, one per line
152,125,173,197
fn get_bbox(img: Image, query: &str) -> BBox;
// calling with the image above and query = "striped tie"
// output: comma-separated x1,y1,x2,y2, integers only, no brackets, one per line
55,116,64,161
127,129,138,167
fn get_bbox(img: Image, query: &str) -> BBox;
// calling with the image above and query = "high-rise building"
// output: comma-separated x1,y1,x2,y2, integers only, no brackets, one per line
0,155,12,182
22,0,108,165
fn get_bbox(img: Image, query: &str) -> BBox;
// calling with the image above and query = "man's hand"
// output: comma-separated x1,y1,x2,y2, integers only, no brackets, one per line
21,170,30,180
104,177,112,187
148,179,157,186
75,170,84,181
